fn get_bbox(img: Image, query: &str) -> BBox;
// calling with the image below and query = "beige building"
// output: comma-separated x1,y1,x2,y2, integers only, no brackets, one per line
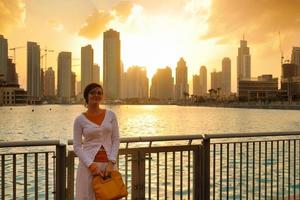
0,35,8,82
81,45,94,93
44,67,55,97
0,85,27,106
175,57,189,100
211,70,222,91
222,57,231,95
193,75,200,95
199,66,207,95
57,52,72,103
150,67,174,100
122,66,148,99
237,39,251,80
27,41,41,100
103,29,121,100
93,64,100,84
71,72,76,98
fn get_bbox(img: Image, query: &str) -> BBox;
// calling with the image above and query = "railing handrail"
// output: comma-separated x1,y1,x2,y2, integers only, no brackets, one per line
204,130,300,139
1,131,300,148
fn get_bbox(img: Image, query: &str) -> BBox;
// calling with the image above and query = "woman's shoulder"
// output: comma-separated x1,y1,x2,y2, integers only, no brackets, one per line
74,113,85,123
105,109,117,118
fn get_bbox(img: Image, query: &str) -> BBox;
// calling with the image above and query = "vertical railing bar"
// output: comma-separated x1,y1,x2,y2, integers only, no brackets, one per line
125,153,128,200
240,143,242,200
188,150,190,200
288,140,291,200
213,144,216,200
165,152,168,200
227,143,229,200
24,153,27,200
259,141,261,200
1,155,4,199
45,152,49,200
253,142,255,200
220,143,223,200
148,152,151,200
157,152,160,200
271,141,273,200
172,151,175,200
294,140,296,200
180,151,183,200
265,141,268,200
283,140,285,199
234,143,236,200
13,154,16,199
35,153,38,200
246,142,249,200
277,141,279,200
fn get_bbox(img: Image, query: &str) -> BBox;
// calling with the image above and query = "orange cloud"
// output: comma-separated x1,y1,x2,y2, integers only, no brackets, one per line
79,10,114,39
203,0,300,44
79,1,135,39
0,0,25,33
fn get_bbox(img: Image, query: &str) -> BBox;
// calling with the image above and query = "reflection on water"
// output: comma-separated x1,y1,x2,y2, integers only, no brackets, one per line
1,105,300,142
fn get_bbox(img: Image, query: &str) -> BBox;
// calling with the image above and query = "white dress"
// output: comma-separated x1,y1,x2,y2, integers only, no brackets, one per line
73,109,120,200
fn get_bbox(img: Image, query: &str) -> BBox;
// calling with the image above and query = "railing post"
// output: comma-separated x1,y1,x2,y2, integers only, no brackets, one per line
193,145,201,200
131,151,145,200
202,137,210,200
66,151,75,200
55,144,66,200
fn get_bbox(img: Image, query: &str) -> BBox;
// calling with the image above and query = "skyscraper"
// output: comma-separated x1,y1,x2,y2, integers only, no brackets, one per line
71,72,76,98
0,35,8,82
27,41,41,100
123,66,148,99
103,29,121,100
175,57,189,100
291,47,300,71
150,67,174,99
44,67,55,97
93,64,100,84
193,75,200,95
237,39,251,80
222,57,231,95
199,66,207,95
211,70,222,91
57,52,72,103
81,45,94,93
6,59,18,85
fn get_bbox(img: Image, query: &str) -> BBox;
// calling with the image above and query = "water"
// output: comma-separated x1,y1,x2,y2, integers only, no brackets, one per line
1,105,300,199
1,104,300,142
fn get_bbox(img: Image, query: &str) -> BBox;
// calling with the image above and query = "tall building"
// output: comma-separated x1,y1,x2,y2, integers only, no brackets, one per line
57,52,72,103
211,70,222,90
0,35,8,82
237,39,251,80
103,29,121,100
123,66,148,99
40,69,44,97
222,57,231,95
199,66,207,95
81,45,94,93
150,67,174,99
93,64,100,84
44,67,55,97
6,59,18,85
76,81,81,96
27,41,41,100
193,75,200,95
175,57,189,100
71,72,76,98
291,47,300,69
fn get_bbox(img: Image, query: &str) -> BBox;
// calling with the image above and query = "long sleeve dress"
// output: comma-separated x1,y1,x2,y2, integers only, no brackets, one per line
73,109,120,200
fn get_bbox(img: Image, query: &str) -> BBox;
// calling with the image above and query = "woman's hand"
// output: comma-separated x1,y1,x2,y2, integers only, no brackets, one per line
104,161,114,177
89,163,104,176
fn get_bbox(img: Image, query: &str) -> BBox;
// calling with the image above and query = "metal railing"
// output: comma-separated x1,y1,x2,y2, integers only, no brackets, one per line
1,132,300,199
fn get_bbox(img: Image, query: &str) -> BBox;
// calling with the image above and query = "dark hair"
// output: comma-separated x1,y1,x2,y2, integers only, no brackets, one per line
83,83,103,104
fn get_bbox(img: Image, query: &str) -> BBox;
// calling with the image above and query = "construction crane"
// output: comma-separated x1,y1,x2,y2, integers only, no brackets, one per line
41,47,54,71
9,46,25,63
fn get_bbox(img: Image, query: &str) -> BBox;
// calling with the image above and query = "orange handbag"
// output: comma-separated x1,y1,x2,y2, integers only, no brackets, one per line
92,170,128,200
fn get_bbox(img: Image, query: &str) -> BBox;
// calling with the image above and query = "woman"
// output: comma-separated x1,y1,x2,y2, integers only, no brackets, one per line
73,83,120,199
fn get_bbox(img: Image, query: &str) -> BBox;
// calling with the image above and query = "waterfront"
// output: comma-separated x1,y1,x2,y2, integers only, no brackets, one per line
1,104,300,142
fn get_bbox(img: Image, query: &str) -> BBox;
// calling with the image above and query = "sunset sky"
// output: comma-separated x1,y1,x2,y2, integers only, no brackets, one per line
1,0,300,92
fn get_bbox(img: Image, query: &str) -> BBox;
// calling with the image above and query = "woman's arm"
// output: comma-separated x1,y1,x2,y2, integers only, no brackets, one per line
73,117,93,167
108,112,120,163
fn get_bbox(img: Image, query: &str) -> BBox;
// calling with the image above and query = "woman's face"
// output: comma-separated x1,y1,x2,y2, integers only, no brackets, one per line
88,87,103,105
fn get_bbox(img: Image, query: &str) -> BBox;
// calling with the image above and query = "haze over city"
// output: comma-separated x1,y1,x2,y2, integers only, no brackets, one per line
1,0,300,92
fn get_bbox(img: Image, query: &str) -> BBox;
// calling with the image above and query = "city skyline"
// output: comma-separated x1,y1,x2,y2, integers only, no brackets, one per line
1,0,300,93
